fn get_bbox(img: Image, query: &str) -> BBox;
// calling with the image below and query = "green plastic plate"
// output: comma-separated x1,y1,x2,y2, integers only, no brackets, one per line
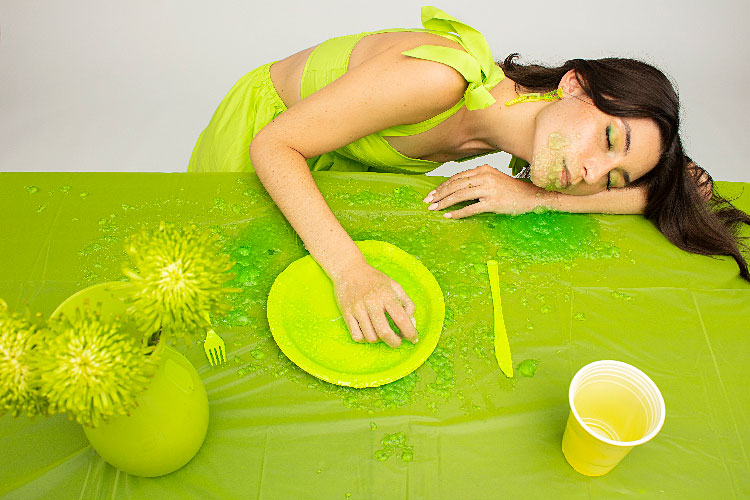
267,240,445,388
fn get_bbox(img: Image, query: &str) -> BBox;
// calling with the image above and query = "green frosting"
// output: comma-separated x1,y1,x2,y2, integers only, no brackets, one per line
75,178,621,415
517,359,539,378
374,432,414,462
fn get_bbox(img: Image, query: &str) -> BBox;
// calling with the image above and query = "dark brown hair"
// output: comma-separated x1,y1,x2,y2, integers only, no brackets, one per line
499,54,750,282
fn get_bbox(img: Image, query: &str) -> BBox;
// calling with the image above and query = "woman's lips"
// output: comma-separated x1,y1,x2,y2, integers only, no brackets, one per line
560,160,570,188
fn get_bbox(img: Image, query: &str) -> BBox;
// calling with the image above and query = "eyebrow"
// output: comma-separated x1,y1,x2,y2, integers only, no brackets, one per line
619,119,632,185
621,118,631,154
622,169,631,185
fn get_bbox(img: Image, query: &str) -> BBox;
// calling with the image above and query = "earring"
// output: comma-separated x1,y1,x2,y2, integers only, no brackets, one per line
505,87,564,107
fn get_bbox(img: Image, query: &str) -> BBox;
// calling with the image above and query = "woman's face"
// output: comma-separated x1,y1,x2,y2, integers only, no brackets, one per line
529,75,662,195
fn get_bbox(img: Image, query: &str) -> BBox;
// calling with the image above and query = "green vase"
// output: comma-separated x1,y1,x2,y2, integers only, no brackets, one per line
51,283,209,477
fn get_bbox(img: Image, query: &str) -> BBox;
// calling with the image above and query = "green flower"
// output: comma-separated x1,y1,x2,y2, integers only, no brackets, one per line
0,300,49,418
38,307,158,428
120,223,237,344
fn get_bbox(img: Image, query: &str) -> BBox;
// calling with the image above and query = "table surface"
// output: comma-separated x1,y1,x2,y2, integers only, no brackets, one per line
1,172,748,500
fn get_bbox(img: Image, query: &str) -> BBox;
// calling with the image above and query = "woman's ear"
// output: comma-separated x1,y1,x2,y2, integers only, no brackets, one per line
559,69,586,97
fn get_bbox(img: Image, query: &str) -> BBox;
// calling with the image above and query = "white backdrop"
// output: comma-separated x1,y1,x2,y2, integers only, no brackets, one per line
1,0,748,181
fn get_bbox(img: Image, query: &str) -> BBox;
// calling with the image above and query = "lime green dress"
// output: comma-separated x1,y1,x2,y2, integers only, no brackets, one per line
188,6,511,174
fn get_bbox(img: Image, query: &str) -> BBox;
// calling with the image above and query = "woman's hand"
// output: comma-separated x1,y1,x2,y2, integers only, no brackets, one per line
333,261,418,348
424,165,546,218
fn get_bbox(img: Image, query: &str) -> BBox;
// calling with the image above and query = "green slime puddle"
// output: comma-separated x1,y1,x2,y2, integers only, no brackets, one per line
375,432,414,462
517,359,539,377
76,180,621,415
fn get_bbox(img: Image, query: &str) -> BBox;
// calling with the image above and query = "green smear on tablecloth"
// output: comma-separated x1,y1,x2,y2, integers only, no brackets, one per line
374,432,414,462
73,175,622,414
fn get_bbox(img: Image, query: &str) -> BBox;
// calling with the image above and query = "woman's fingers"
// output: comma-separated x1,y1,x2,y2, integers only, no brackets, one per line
428,186,488,212
334,265,419,349
344,313,365,343
363,281,419,348
447,164,492,182
424,167,486,203
390,281,416,318
425,170,476,202
355,305,379,343
425,166,544,218
444,200,490,219
384,297,418,344
367,303,402,348
425,167,499,206
425,176,478,203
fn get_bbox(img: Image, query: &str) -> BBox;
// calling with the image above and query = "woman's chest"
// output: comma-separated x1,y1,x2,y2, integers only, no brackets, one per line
271,32,496,163
381,109,494,163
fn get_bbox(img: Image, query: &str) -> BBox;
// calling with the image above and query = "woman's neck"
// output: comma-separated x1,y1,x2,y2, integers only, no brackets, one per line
463,77,551,163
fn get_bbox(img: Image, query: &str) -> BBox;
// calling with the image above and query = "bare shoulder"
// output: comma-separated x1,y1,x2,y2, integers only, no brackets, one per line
349,32,466,90
348,31,470,111
254,32,472,160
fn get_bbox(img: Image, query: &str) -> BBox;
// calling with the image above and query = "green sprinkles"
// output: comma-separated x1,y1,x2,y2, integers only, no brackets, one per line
489,211,619,271
610,290,633,301
374,432,414,462
72,178,623,416
517,359,539,378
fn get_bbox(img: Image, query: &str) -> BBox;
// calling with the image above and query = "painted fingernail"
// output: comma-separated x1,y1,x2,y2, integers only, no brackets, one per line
423,194,433,203
443,213,452,219
410,317,417,328
428,203,438,210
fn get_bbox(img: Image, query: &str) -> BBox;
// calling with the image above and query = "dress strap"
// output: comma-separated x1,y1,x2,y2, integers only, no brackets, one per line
401,6,504,111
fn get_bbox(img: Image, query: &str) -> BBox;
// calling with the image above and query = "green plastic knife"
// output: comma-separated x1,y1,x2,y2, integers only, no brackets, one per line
487,260,513,378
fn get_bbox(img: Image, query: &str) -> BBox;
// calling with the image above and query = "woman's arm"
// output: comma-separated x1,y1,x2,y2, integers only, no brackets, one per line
543,185,646,214
250,46,467,347
424,165,646,216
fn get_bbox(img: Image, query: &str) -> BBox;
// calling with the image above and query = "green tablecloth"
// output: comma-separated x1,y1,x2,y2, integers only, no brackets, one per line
1,172,748,499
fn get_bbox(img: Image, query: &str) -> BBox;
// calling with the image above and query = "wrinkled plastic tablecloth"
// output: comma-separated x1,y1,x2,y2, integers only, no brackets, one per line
0,172,748,500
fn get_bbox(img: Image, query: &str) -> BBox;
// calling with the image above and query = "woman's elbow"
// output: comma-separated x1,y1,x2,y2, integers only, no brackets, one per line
248,129,284,172
248,130,269,165
249,132,309,176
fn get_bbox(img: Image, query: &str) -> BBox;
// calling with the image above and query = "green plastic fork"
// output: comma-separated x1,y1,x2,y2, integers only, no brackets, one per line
204,329,226,366
203,314,226,366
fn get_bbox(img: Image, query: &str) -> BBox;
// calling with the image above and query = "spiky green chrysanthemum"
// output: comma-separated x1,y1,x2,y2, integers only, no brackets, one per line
120,222,237,344
0,300,49,418
38,307,158,428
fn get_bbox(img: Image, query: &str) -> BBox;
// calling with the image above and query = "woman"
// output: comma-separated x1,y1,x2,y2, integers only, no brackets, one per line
189,7,749,348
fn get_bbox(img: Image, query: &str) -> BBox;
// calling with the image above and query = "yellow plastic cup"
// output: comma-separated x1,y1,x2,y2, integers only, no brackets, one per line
562,360,665,476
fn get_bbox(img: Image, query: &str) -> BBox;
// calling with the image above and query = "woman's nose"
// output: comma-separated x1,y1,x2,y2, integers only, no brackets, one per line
581,159,610,185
